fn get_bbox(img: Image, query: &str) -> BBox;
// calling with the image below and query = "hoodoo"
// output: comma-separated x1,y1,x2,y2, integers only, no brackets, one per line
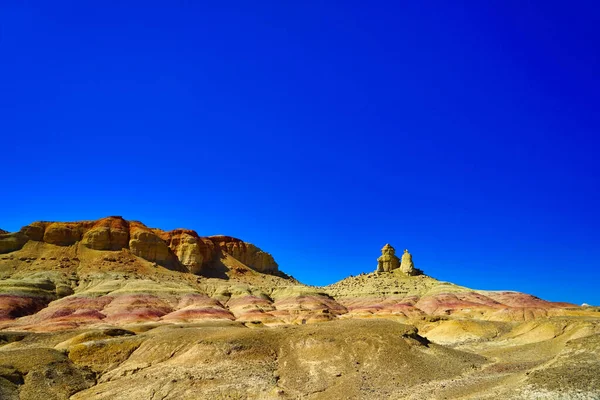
376,244,421,276
400,248,418,275
376,243,400,272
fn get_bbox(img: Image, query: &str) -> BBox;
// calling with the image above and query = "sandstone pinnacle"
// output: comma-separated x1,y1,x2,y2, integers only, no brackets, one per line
376,243,400,272
400,248,416,275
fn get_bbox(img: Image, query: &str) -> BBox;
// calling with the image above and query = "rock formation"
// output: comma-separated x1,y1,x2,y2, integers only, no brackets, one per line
0,231,28,254
376,245,421,276
209,235,278,274
400,249,417,275
81,217,130,251
0,217,279,276
377,244,400,272
128,222,180,269
43,222,82,246
20,222,45,241
159,229,215,274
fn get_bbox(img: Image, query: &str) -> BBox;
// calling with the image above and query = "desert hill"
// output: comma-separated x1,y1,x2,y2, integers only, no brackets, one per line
0,216,599,399
0,216,279,275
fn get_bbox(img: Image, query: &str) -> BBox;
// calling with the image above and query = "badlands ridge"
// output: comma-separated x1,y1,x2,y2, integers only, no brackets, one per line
0,216,599,399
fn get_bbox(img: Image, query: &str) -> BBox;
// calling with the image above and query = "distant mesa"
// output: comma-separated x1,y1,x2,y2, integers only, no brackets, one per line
376,244,421,276
0,216,279,276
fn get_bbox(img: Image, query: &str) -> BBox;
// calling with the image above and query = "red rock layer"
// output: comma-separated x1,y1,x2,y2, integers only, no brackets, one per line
337,291,577,322
0,295,53,321
0,281,585,332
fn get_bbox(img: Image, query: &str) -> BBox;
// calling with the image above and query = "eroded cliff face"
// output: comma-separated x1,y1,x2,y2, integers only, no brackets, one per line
0,231,27,254
43,222,83,246
128,222,181,269
81,218,130,251
159,229,215,274
0,217,278,276
208,236,278,274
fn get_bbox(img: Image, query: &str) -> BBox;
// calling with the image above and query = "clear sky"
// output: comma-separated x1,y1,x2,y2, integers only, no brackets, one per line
1,1,599,305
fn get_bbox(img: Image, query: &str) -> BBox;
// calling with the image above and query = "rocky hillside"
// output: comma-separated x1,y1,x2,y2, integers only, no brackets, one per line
0,216,278,275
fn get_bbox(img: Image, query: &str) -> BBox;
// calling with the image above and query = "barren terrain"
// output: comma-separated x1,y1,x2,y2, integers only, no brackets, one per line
1,217,599,399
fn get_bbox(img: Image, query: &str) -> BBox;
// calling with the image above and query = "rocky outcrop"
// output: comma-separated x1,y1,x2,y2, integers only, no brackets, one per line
43,222,83,246
128,222,179,268
400,249,417,275
20,222,46,241
0,217,281,276
377,244,400,272
209,236,278,274
159,229,215,274
81,217,130,251
0,232,28,255
376,245,421,276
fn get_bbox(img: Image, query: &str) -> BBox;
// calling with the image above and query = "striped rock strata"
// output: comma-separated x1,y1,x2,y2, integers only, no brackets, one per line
0,218,595,335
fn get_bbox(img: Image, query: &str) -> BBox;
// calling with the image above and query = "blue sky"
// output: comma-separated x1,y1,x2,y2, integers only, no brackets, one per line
1,1,599,305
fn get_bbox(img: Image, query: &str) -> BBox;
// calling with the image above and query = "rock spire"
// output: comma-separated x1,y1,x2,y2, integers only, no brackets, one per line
400,249,416,275
376,243,400,272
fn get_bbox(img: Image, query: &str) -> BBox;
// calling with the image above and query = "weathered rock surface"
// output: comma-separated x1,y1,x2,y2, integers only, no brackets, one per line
81,217,129,251
400,248,416,275
0,347,96,400
0,217,278,276
376,243,400,272
0,232,28,254
209,235,278,274
43,222,83,246
128,222,179,269
19,223,45,242
2,316,598,399
159,229,214,274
